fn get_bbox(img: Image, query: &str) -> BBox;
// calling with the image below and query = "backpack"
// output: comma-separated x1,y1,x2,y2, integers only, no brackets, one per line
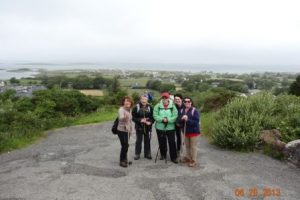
111,117,119,135
180,107,196,116
137,103,151,113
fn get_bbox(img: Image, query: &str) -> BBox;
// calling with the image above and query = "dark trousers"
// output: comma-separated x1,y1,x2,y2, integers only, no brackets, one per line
135,129,151,157
117,131,129,162
175,126,182,152
156,129,177,160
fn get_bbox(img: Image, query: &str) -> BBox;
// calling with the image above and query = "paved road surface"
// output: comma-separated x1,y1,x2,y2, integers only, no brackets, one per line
0,122,299,200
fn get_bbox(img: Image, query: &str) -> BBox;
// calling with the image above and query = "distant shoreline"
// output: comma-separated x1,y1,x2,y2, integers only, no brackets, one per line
1,63,300,75
6,68,32,73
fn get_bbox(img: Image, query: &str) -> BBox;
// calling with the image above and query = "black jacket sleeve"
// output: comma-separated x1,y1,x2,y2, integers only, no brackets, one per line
132,106,141,125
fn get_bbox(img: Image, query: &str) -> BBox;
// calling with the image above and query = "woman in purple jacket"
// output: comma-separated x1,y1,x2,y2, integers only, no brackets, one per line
176,97,200,167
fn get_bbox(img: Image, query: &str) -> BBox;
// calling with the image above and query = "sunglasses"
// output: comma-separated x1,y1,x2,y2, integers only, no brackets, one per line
184,100,191,103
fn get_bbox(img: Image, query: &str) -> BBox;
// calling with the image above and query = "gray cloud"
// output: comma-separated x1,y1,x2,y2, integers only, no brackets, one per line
0,0,299,68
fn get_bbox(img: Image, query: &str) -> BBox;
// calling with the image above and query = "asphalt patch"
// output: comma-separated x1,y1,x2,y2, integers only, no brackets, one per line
62,163,126,178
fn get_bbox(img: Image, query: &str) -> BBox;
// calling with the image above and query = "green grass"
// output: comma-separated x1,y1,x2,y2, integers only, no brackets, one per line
126,88,160,96
0,131,45,153
119,78,149,87
201,112,217,140
71,107,117,125
262,144,285,160
0,107,117,154
19,78,42,85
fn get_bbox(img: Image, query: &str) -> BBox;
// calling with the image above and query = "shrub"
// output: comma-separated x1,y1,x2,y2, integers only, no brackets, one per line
159,83,176,93
104,90,128,105
194,88,236,112
131,92,140,104
275,95,300,142
211,92,277,150
289,75,300,96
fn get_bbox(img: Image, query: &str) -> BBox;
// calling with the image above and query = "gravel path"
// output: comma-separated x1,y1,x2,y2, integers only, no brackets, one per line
0,122,299,200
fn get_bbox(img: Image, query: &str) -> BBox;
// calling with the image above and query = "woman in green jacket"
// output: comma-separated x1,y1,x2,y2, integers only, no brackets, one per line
153,92,178,163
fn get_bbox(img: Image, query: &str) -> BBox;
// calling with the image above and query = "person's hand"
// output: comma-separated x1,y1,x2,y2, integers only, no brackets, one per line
124,112,130,119
163,118,168,123
145,121,151,126
181,115,188,121
141,118,146,123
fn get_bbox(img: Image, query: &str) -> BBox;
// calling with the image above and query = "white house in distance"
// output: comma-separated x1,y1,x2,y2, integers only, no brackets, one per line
0,81,5,87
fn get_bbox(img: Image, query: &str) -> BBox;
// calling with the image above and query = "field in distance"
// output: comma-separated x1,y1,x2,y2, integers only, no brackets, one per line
79,89,104,96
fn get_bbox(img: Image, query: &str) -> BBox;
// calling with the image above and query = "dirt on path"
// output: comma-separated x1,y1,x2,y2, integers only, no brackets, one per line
0,122,299,200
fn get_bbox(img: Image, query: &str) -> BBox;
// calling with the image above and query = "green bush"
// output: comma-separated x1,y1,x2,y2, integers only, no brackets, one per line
0,88,102,153
211,92,300,150
33,89,100,116
211,92,277,150
131,92,140,104
194,88,236,112
103,90,128,105
275,95,300,142
289,75,300,96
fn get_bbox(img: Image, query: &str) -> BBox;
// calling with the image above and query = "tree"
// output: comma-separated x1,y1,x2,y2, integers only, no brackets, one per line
110,76,121,93
289,75,300,96
72,75,93,89
182,81,195,92
159,83,176,93
146,80,162,91
9,77,20,84
131,92,140,104
0,89,16,101
93,76,106,89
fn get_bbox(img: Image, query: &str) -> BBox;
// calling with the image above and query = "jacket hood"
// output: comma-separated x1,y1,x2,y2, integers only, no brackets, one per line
158,99,175,109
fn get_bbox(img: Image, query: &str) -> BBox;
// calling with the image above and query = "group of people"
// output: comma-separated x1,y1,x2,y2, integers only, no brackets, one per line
115,91,200,168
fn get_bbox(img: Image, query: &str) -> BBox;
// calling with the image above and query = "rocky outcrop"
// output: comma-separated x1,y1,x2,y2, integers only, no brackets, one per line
260,129,286,151
283,139,300,167
260,129,300,167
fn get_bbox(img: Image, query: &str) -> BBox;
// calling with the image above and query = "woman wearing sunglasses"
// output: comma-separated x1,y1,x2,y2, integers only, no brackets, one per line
177,97,200,167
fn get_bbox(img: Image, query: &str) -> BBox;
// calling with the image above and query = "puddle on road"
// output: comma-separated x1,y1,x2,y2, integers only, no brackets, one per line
62,163,126,178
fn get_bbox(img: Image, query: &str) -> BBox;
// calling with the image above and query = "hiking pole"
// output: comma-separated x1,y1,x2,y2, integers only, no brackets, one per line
154,145,160,163
164,130,167,164
180,121,186,162
143,111,146,135
163,121,168,164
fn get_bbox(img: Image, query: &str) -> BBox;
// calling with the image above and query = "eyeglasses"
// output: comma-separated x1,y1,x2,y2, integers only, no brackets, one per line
162,96,169,99
184,100,191,103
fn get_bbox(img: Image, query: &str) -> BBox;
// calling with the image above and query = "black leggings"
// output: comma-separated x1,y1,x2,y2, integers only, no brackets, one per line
175,126,182,151
117,131,129,162
135,129,151,157
156,129,177,160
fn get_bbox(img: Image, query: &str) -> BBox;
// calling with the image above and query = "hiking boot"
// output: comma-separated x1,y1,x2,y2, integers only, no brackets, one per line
119,161,128,168
171,159,178,164
160,155,166,160
134,155,140,160
180,157,191,163
124,160,132,165
188,160,197,167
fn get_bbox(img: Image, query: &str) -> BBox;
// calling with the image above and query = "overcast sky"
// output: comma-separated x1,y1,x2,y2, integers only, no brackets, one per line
0,0,300,68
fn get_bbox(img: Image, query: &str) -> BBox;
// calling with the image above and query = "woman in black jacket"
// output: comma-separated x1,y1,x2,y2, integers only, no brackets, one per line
132,94,154,160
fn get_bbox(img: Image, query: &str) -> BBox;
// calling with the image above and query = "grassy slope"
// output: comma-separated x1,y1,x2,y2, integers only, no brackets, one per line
0,109,116,154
